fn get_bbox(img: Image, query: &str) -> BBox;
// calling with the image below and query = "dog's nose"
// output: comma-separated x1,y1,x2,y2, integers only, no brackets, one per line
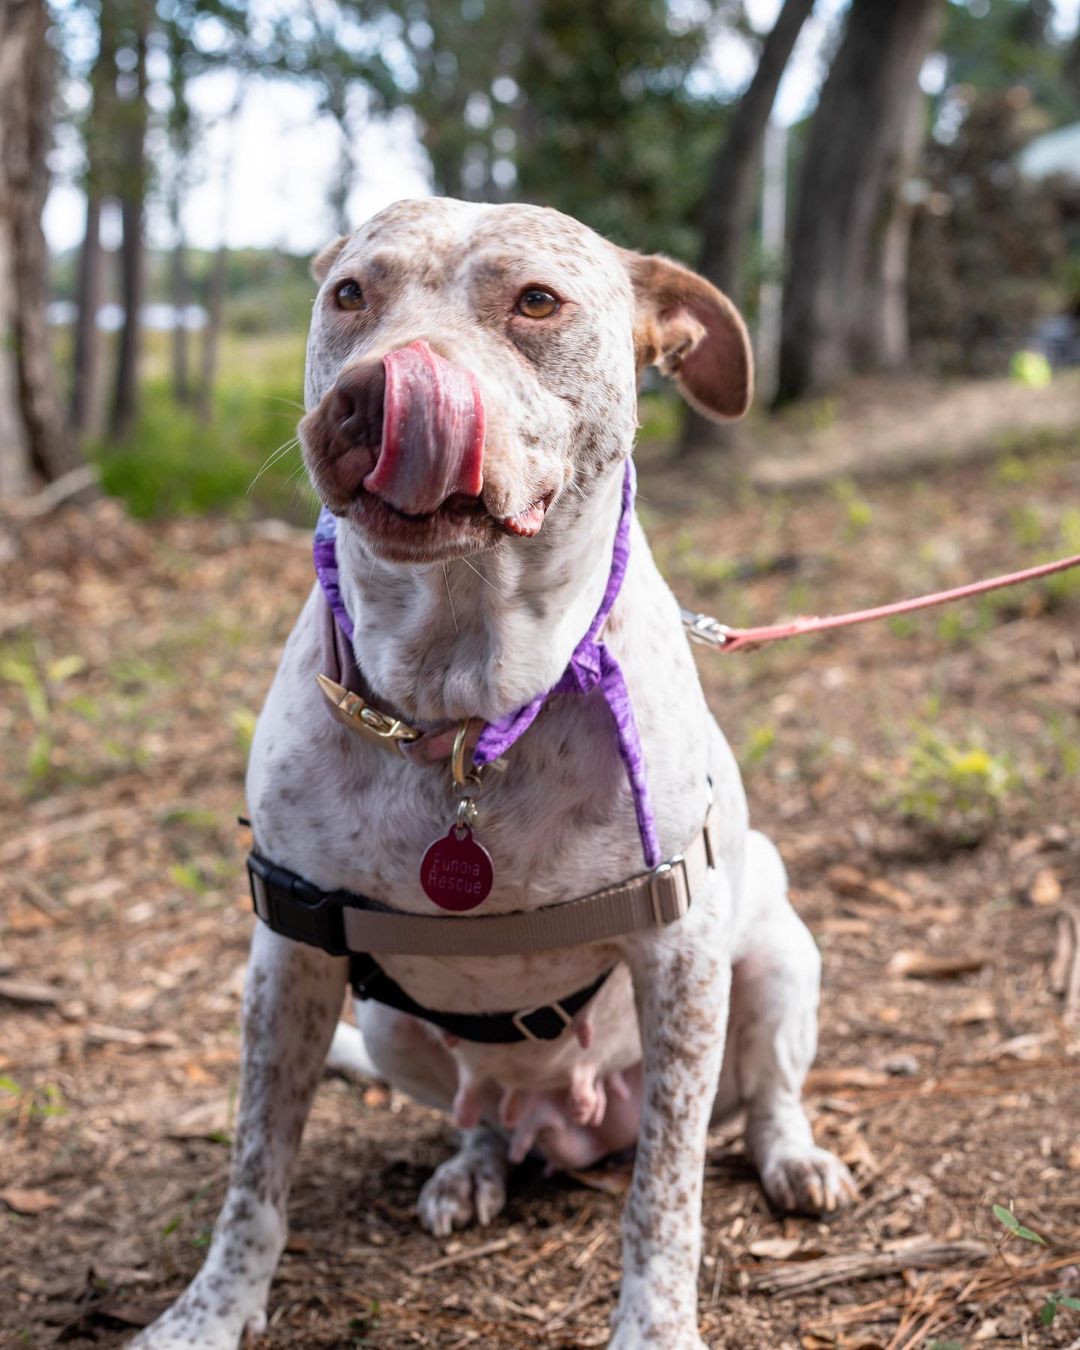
331,359,386,451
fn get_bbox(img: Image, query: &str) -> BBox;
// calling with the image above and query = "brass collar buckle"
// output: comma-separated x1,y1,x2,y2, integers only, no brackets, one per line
316,674,421,756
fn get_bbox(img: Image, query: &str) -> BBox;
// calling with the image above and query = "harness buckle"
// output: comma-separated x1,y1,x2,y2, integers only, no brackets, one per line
511,1000,575,1043
649,856,691,926
248,853,348,956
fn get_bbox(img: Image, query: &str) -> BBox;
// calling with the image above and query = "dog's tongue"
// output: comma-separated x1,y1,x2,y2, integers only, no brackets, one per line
363,340,485,516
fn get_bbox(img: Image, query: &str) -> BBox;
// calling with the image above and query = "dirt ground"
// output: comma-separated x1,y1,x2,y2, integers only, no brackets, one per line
2,420,1079,1350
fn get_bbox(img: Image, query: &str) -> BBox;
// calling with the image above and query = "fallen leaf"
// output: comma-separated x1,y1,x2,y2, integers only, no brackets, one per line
806,1067,891,1091
1066,1142,1080,1170
826,865,913,911
950,992,996,1025
749,1237,802,1260
887,950,988,979
1029,868,1063,908
1,1186,60,1215
0,976,65,1005
826,864,868,896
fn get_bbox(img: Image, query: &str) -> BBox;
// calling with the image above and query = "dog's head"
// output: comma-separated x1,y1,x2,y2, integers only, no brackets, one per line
300,198,751,563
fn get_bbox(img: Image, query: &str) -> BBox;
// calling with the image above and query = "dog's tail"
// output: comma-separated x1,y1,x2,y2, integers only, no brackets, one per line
326,1021,381,1078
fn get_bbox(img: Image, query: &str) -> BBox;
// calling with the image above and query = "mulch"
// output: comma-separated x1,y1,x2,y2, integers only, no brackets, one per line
1,437,1079,1349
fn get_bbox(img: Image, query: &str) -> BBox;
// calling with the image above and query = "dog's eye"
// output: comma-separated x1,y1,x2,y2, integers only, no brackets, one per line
516,288,560,320
334,280,365,311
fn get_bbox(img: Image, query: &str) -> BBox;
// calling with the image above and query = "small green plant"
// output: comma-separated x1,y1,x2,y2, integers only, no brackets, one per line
992,1203,1045,1246
0,1076,67,1123
993,1204,1080,1328
832,477,873,539
0,647,85,788
349,1300,382,1346
887,729,1017,843
229,706,258,755
741,724,777,769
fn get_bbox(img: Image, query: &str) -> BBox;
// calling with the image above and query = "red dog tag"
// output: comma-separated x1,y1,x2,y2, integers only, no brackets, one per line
421,825,494,911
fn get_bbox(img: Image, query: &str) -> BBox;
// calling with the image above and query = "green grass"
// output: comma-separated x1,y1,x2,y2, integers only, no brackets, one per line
90,332,314,521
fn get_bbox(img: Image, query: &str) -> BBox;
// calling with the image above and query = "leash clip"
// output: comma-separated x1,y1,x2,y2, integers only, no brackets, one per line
682,609,732,650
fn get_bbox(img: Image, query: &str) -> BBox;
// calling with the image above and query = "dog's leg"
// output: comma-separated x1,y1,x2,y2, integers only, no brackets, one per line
131,924,347,1350
418,1126,510,1236
610,886,732,1350
728,831,857,1215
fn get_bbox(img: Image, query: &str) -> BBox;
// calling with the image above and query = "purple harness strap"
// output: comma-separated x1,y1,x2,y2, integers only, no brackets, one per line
313,460,661,867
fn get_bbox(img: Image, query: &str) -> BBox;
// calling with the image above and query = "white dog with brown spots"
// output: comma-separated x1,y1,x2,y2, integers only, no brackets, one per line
133,197,855,1350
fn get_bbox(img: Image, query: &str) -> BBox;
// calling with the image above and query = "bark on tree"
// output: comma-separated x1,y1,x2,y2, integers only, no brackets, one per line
71,193,104,435
853,78,931,371
679,0,815,456
196,241,228,424
71,3,117,438
169,192,191,406
776,0,942,405
0,0,87,495
109,1,150,441
196,90,243,423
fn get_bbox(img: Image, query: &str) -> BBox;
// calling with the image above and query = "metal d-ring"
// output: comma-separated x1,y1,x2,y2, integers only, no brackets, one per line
451,718,484,791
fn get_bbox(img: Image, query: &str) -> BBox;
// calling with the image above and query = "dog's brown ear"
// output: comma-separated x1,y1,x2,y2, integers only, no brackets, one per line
311,235,349,284
623,252,753,421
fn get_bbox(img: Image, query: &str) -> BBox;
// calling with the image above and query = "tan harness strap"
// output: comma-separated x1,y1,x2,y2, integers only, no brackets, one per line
340,800,721,957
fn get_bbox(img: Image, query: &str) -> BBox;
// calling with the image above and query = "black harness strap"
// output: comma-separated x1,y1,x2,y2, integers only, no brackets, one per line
247,851,613,1045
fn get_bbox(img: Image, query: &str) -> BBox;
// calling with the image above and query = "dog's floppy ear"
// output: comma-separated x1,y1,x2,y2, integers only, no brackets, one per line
311,235,349,284
623,251,753,421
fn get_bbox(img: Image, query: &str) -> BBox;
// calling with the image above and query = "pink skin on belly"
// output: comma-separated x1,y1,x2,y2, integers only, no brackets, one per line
450,1060,644,1171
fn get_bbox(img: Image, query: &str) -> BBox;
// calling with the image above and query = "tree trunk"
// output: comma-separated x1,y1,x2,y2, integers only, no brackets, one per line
170,224,191,405
678,0,815,456
776,0,942,405
71,192,104,435
196,90,243,423
196,241,228,423
109,1,150,441
853,76,931,371
71,2,117,439
0,0,87,494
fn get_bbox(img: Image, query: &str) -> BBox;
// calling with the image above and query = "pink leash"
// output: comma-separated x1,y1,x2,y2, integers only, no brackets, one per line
681,553,1080,654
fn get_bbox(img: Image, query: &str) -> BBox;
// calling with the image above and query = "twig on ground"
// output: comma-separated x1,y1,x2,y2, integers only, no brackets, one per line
1,465,100,520
1050,904,1080,1029
13,871,67,918
746,1238,990,1295
413,1232,521,1275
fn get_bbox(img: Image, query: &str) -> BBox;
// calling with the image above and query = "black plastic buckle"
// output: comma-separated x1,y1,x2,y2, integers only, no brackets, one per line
247,853,348,957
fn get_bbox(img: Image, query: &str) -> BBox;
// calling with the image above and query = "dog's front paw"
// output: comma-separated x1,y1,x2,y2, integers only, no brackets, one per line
129,1284,266,1350
418,1130,509,1237
608,1310,706,1349
760,1144,857,1215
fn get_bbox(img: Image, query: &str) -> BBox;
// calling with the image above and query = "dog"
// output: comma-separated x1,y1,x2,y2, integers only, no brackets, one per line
133,197,856,1350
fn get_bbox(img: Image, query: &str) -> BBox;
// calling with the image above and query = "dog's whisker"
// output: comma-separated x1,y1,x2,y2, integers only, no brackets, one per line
443,564,460,634
458,555,499,592
247,437,301,496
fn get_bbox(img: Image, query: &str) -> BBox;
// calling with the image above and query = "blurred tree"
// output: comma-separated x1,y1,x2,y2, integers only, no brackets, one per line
939,0,1075,125
515,0,722,256
389,0,723,257
908,87,1069,372
71,0,118,437
776,0,943,404
109,0,151,440
0,0,89,497
162,1,198,405
679,0,815,455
